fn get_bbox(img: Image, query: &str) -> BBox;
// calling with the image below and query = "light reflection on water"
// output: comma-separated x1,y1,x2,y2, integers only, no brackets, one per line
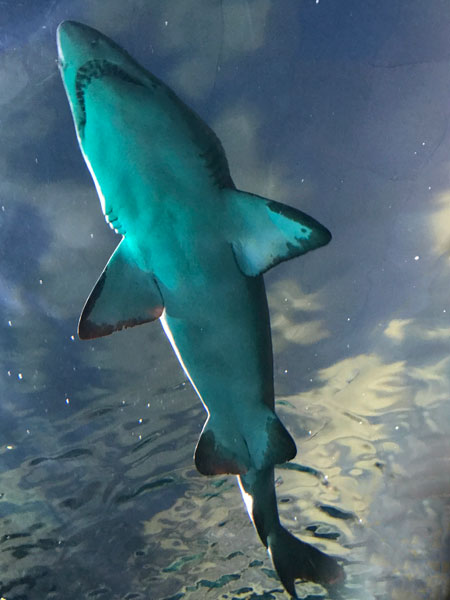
276,340,450,599
2,314,449,598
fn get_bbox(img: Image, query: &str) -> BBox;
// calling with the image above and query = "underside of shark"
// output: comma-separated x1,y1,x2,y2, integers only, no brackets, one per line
57,20,344,597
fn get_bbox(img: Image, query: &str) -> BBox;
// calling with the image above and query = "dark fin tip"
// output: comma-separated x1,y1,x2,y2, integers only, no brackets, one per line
78,318,114,340
194,430,248,476
78,306,163,340
267,200,332,248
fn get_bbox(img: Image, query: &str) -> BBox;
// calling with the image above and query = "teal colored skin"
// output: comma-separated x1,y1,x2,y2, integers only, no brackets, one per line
57,21,343,597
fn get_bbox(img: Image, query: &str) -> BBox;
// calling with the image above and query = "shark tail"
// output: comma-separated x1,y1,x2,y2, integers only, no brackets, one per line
267,524,344,598
238,468,344,598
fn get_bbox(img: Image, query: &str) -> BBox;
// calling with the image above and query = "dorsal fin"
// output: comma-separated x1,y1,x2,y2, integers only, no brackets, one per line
225,189,331,277
78,238,164,339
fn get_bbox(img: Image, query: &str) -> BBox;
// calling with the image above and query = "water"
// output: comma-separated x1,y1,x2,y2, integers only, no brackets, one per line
1,1,450,598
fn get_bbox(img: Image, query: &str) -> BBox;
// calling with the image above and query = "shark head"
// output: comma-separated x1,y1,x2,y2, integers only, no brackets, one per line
56,20,234,233
57,21,168,224
57,21,155,142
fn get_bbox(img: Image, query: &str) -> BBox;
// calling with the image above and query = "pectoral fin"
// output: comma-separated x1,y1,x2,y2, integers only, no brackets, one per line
78,238,164,339
226,189,331,277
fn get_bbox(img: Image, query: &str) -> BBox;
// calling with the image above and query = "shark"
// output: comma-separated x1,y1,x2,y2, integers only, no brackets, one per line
57,21,344,597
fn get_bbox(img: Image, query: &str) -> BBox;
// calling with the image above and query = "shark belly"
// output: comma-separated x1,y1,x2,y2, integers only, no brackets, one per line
162,263,274,415
80,83,227,237
141,194,272,411
154,239,294,475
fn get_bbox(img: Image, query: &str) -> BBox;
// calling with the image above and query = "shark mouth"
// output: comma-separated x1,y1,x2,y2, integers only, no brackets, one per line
75,59,145,130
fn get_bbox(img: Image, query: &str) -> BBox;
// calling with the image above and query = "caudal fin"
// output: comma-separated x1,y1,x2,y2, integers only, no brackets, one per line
268,525,344,598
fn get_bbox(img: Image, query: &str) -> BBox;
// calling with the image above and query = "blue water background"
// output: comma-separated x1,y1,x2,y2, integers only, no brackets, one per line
1,1,450,598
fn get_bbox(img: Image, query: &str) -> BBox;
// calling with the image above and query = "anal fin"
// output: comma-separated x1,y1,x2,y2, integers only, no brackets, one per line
194,419,251,476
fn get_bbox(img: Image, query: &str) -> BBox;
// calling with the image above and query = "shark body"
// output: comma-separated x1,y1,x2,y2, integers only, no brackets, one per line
57,21,343,597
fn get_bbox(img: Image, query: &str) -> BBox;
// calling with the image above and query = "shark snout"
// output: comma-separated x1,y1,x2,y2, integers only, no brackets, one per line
57,21,103,69
57,20,146,92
